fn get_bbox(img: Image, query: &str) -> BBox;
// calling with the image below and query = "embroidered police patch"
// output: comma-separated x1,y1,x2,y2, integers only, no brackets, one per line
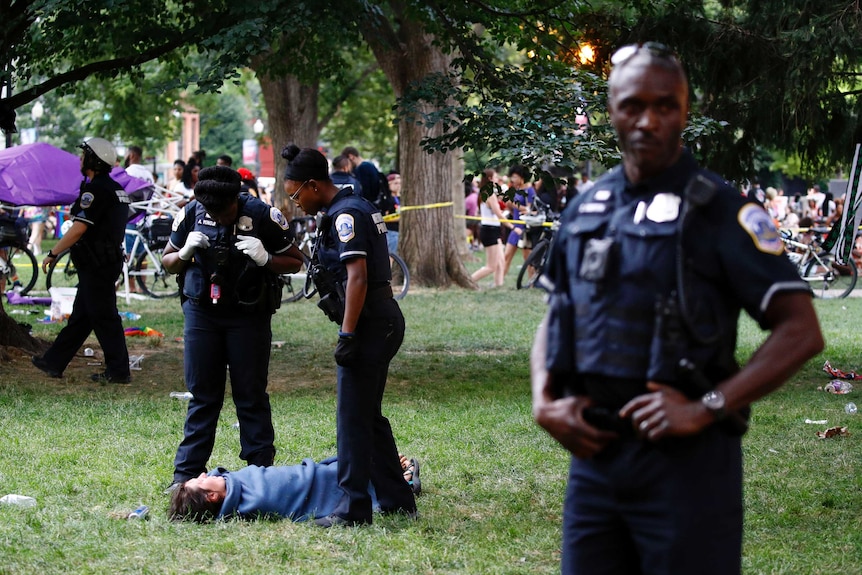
738,203,783,255
172,208,186,231
270,207,289,230
238,215,253,232
335,213,355,243
80,192,95,209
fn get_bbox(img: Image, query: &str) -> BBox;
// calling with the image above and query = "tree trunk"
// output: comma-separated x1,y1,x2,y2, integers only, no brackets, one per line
255,68,320,218
0,300,49,357
368,15,474,289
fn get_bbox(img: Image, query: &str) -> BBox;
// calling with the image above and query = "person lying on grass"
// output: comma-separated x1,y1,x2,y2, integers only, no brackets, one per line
169,454,420,522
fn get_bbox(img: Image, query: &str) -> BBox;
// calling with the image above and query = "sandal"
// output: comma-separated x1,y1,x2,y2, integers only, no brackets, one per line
404,458,421,495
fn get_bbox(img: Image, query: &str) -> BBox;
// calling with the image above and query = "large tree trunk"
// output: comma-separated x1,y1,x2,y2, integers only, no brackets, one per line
255,68,320,218
367,14,474,289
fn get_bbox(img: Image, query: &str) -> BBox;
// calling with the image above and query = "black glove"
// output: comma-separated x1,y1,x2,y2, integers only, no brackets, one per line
334,331,360,367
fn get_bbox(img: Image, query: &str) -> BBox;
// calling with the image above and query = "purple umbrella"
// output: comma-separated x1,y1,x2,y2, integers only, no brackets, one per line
0,143,153,207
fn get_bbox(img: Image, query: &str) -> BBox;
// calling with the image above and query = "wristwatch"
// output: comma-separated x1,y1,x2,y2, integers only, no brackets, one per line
701,390,727,421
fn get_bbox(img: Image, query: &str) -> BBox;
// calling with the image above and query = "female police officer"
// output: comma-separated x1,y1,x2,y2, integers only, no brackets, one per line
32,137,131,383
161,166,304,491
282,145,416,527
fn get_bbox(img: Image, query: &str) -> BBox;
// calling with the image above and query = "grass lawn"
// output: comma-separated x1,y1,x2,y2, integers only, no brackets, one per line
0,255,860,574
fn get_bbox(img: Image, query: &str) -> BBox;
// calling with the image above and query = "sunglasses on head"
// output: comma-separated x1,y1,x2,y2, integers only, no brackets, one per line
610,42,678,67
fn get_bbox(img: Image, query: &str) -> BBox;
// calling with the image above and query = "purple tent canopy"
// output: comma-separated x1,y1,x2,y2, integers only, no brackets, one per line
0,143,153,207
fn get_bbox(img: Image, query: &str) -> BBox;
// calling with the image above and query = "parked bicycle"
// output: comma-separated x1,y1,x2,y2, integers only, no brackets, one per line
0,212,38,295
781,227,857,298
46,216,178,298
516,198,560,290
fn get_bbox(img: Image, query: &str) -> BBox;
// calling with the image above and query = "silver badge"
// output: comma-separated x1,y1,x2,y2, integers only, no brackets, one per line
238,216,253,232
645,193,681,223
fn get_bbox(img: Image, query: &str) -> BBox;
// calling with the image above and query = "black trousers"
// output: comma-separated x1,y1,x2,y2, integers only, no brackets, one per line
331,298,415,522
41,262,130,378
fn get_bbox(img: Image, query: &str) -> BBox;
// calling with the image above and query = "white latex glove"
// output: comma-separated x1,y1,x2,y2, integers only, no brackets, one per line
178,231,210,261
235,235,270,267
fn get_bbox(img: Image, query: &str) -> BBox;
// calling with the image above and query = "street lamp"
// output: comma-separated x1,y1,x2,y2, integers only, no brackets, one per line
253,118,264,135
31,101,44,141
252,119,264,175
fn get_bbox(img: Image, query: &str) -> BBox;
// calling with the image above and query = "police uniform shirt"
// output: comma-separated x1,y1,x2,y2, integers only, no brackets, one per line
546,151,810,385
169,194,294,304
70,173,130,265
320,187,390,286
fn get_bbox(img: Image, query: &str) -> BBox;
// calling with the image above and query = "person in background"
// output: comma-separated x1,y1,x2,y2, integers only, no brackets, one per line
330,154,363,195
216,154,233,167
124,145,155,185
464,178,480,250
501,164,536,277
531,42,823,575
172,159,199,204
380,173,401,255
341,146,382,204
283,145,416,528
168,454,421,523
471,169,510,288
32,137,132,384
168,159,186,190
161,166,304,493
237,168,260,198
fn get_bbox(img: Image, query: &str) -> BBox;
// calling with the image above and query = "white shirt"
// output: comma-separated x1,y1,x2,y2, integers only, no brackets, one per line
126,163,155,184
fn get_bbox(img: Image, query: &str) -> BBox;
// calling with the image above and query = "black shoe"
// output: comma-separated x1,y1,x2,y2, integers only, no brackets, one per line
32,356,62,378
380,507,419,519
313,514,369,528
91,372,131,384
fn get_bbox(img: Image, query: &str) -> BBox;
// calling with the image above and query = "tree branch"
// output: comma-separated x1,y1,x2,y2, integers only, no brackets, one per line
318,61,380,131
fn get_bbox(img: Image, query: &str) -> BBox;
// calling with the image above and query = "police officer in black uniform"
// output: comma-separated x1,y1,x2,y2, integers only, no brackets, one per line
281,145,416,527
33,137,131,383
531,44,824,574
161,166,303,490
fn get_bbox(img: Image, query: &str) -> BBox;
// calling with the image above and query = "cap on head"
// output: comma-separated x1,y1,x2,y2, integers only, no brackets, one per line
237,168,255,181
79,137,117,168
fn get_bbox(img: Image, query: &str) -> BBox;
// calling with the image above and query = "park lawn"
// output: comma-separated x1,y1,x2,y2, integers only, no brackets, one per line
0,271,860,574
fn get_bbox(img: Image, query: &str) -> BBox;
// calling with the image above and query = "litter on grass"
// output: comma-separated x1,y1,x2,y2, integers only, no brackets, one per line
816,426,849,439
819,380,853,394
804,419,828,424
822,360,862,380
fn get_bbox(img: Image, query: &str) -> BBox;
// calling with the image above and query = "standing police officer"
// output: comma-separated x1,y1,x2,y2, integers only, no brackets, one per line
282,145,416,527
32,137,131,383
531,44,824,574
161,166,303,490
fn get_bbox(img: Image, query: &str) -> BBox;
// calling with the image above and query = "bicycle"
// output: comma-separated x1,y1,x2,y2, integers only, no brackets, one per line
781,227,858,298
516,198,560,290
0,213,38,295
46,217,178,298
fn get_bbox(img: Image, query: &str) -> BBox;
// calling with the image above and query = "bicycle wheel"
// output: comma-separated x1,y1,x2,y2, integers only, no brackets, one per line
803,254,858,298
282,254,312,303
390,253,410,300
46,249,78,290
516,240,549,290
133,248,179,298
3,244,38,295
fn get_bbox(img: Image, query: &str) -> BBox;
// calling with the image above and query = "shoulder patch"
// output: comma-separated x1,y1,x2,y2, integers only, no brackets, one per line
270,207,289,230
738,203,783,255
80,192,95,209
335,213,356,243
172,207,186,231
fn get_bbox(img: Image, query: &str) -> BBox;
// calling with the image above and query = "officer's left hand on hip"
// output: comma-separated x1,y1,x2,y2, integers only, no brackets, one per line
334,332,360,367
235,235,269,267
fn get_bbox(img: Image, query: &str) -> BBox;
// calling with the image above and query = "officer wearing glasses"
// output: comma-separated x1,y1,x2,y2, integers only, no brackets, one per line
281,145,416,528
161,166,304,491
531,43,823,574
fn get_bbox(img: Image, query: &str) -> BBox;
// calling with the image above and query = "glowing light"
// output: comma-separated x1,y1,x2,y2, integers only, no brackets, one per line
578,43,595,65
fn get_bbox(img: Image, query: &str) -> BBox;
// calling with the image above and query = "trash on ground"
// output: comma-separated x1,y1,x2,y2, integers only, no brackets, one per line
804,419,828,424
127,505,149,520
816,426,850,439
272,341,285,348
819,380,853,394
170,392,193,400
0,494,37,507
124,326,163,337
845,402,858,414
822,360,862,380
118,311,142,321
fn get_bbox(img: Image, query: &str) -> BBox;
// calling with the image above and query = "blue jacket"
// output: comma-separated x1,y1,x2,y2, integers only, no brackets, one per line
212,457,379,521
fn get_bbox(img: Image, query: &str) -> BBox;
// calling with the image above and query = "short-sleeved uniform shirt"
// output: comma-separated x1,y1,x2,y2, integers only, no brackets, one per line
169,194,294,305
545,151,810,386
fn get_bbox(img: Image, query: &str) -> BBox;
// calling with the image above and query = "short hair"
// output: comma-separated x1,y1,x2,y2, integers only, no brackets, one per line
168,482,223,523
332,155,351,171
127,145,143,159
173,159,186,168
508,164,530,180
608,48,688,100
341,146,360,158
217,154,233,167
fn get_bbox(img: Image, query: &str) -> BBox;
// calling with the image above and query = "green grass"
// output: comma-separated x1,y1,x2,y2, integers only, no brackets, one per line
0,262,861,574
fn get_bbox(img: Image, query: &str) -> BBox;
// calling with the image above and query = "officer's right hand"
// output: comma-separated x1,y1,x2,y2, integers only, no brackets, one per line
178,231,210,261
534,395,617,459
